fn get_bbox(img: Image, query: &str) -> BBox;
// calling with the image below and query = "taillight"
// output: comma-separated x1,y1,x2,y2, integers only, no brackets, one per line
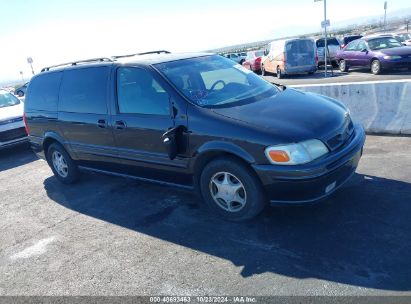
255,57,262,64
23,112,30,135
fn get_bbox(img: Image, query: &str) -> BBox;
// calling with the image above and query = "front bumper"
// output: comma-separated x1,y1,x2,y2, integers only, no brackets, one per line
252,124,366,204
381,58,411,69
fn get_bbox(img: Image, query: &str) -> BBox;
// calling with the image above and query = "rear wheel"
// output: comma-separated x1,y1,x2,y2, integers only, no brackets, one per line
371,59,382,75
200,158,266,221
46,143,79,184
339,59,349,72
276,66,283,79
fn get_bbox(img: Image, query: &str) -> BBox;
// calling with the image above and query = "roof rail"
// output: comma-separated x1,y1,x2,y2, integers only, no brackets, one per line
41,57,114,72
112,50,171,59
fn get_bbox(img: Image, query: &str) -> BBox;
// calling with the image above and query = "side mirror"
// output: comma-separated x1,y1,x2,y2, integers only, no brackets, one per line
161,126,181,160
264,50,268,56
361,48,368,53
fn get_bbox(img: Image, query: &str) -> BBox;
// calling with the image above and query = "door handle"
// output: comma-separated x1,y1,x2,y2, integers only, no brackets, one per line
115,120,127,130
97,119,107,128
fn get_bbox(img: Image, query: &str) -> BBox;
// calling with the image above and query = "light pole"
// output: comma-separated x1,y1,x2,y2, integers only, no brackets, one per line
19,71,24,83
315,0,328,77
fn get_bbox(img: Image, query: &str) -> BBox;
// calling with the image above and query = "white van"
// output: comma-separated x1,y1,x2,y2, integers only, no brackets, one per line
261,38,317,79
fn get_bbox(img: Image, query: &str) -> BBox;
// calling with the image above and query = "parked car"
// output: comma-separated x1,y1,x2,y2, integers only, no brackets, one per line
336,36,411,75
224,53,245,64
0,90,28,149
15,82,29,97
395,33,411,46
25,53,365,221
316,37,341,67
261,38,317,78
341,35,363,48
242,50,265,73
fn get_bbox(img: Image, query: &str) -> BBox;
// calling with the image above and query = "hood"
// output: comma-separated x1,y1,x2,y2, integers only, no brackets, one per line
211,88,349,143
378,47,411,56
0,102,24,122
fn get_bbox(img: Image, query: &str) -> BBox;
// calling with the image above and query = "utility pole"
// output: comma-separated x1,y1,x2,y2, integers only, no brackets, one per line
315,0,329,77
384,1,387,31
324,0,328,77
19,71,24,83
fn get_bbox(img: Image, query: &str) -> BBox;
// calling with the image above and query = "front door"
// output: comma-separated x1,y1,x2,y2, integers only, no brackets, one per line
111,66,189,184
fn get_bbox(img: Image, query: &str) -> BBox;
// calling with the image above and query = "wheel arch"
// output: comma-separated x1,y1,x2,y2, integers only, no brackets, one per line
42,132,73,158
190,141,256,190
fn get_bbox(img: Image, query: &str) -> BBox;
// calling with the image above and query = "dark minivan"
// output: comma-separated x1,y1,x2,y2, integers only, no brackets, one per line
24,52,365,221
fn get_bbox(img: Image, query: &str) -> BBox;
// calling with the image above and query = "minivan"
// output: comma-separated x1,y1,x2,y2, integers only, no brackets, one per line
261,38,317,78
25,52,365,221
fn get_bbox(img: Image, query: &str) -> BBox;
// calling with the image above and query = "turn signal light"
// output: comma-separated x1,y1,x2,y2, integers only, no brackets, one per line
268,150,290,163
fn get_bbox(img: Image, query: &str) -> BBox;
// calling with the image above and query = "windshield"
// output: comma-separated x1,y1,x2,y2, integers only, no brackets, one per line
368,37,402,50
0,91,20,108
155,55,279,108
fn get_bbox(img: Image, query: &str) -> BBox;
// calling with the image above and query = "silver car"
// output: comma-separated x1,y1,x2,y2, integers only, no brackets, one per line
0,90,28,149
316,37,341,67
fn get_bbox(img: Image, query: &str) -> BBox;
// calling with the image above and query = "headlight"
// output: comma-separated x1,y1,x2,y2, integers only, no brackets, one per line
265,139,329,165
383,55,401,60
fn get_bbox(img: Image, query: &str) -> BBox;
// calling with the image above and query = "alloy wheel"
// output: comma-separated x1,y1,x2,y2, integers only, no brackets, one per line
52,151,69,178
209,171,247,212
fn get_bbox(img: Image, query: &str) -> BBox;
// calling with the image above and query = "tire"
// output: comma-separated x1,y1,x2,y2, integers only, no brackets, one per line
17,91,24,97
339,59,349,72
200,157,266,221
371,59,381,75
261,64,266,76
276,66,283,79
46,143,79,184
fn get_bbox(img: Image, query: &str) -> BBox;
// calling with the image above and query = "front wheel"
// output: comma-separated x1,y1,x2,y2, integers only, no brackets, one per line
17,91,24,97
339,59,349,72
200,158,266,221
371,59,382,75
261,64,266,76
47,143,79,184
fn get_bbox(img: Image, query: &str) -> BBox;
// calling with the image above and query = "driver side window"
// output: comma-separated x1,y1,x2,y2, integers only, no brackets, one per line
117,67,170,115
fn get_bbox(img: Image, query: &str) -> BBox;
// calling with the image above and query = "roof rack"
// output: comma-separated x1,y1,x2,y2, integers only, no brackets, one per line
112,50,171,59
41,57,114,72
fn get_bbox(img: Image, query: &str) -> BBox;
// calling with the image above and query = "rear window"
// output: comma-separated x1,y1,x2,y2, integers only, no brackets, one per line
286,40,315,53
254,51,265,57
59,67,109,114
344,36,362,45
316,38,340,47
25,72,62,111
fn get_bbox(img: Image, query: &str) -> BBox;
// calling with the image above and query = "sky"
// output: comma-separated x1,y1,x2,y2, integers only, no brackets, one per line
0,0,410,84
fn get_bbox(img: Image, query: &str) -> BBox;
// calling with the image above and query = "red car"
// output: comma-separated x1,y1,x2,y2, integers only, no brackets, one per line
242,50,265,73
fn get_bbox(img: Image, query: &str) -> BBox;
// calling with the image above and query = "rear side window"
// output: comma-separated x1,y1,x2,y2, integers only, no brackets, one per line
59,67,109,114
25,72,62,111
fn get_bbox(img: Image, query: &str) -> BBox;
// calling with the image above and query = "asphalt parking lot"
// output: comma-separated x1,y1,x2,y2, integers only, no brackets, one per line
263,68,411,86
0,136,411,296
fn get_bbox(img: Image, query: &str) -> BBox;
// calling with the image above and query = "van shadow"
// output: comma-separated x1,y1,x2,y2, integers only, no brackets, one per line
43,172,411,291
0,143,37,172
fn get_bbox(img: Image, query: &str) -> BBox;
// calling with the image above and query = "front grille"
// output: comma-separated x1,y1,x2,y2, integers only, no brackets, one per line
326,118,354,151
0,117,23,126
0,127,27,142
